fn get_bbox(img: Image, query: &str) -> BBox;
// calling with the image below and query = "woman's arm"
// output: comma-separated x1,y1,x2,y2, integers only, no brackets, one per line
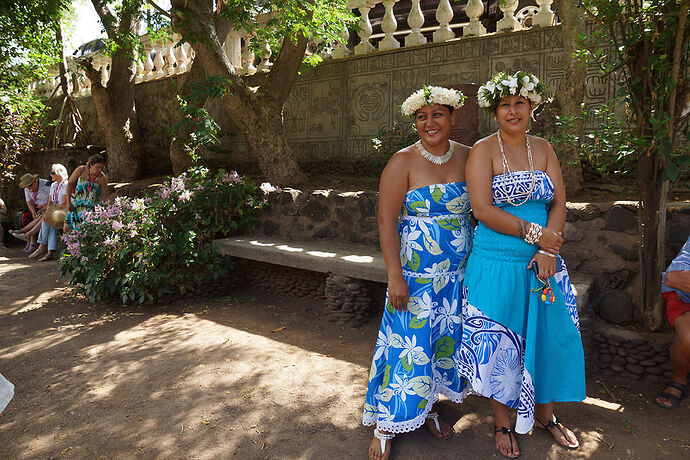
65,166,83,212
378,151,410,311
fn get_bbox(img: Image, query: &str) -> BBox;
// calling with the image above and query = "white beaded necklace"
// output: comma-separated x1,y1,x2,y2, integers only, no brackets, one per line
497,130,536,207
415,139,454,165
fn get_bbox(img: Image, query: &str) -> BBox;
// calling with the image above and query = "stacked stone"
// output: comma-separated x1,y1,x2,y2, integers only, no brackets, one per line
592,320,673,383
325,275,381,327
235,259,327,301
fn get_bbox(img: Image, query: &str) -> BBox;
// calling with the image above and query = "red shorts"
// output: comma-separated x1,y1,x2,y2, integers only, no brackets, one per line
664,291,690,328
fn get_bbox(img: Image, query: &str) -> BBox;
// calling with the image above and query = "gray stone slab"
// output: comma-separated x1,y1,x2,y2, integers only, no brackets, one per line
213,237,388,283
569,273,594,312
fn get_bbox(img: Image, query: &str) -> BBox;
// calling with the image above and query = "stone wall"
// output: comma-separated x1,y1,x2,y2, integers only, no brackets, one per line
61,24,619,177
251,189,690,323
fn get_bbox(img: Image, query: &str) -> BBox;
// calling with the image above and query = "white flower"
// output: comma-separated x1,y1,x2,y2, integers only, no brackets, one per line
432,298,461,333
520,87,530,98
259,182,278,194
398,335,424,366
374,325,394,361
486,81,496,92
389,373,416,402
401,86,465,116
399,227,422,262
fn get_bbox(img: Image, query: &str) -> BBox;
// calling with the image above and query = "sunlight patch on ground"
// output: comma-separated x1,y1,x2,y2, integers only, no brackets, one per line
12,291,61,313
582,396,623,412
0,330,76,359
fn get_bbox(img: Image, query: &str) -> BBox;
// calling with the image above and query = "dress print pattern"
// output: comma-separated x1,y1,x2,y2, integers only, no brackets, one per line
363,182,473,433
458,171,586,434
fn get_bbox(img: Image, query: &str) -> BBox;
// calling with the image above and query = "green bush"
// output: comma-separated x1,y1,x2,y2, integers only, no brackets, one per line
371,122,418,167
58,167,271,304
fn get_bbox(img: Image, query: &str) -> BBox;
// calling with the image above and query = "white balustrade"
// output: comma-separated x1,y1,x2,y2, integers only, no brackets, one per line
331,24,351,59
164,45,177,75
497,0,521,32
433,0,455,43
175,43,188,74
533,0,555,27
135,53,145,83
143,49,155,81
224,28,243,70
354,1,376,55
378,0,400,51
153,43,166,78
405,0,426,47
240,33,257,76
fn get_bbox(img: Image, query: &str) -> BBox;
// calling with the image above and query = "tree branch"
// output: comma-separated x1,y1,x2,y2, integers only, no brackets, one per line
91,0,117,38
668,0,689,128
259,33,309,106
147,0,171,18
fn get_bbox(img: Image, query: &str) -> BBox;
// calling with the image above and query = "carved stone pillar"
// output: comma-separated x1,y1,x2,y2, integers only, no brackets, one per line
533,0,555,27
497,0,521,32
332,24,351,59
379,0,400,51
433,0,455,42
405,0,427,47
354,2,376,55
463,0,486,37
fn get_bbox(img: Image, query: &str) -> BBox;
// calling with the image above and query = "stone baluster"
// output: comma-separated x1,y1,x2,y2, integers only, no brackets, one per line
165,44,178,75
143,50,155,81
533,0,555,27
223,28,243,70
497,0,521,32
331,24,351,59
240,33,257,75
354,2,375,55
257,42,273,71
405,0,426,47
379,0,400,51
433,0,455,42
464,0,486,37
175,42,189,74
135,53,145,83
101,63,109,86
153,42,166,79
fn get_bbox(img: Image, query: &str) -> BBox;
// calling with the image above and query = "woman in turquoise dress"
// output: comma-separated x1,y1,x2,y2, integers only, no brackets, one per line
459,72,585,458
363,86,472,460
64,154,109,232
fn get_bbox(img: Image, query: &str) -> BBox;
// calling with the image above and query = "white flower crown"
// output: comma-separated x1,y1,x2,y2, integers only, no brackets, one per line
401,85,466,117
477,71,547,112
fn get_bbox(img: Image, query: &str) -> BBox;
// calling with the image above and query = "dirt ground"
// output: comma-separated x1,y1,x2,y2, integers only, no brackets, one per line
1,246,689,459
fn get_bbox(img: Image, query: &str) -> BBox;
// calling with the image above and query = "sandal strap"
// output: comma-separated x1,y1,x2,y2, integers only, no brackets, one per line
495,426,516,453
665,381,688,393
426,411,441,432
373,428,395,455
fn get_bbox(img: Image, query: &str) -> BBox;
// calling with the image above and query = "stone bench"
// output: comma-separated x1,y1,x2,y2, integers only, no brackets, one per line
213,236,595,327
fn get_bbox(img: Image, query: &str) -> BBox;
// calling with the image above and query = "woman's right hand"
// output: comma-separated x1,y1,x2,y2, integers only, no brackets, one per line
387,275,409,311
538,227,563,254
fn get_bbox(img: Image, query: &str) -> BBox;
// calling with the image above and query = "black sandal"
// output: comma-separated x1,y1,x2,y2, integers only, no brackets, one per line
535,416,579,448
656,381,688,409
494,426,520,458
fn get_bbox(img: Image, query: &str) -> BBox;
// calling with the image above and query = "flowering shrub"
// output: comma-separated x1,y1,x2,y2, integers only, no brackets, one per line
58,167,272,304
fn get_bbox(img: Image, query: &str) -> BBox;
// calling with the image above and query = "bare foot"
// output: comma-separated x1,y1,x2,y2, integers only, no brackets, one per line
535,416,579,448
425,412,453,439
368,430,393,460
494,426,520,458
29,246,47,259
39,251,55,262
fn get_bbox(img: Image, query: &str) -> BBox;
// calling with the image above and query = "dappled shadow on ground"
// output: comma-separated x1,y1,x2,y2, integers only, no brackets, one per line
0,249,689,458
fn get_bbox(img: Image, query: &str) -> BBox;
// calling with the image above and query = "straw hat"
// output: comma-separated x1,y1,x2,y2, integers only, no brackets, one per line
44,204,67,230
19,173,38,188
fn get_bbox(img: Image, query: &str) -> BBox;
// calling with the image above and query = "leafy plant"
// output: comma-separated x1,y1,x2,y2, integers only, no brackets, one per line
169,95,220,162
58,167,272,304
371,122,418,167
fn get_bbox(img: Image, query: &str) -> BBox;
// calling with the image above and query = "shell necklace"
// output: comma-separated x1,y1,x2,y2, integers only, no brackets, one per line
415,139,454,165
497,130,536,207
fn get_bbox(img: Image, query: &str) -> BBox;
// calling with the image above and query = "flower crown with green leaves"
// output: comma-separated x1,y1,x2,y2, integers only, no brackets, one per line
401,85,466,117
477,71,547,112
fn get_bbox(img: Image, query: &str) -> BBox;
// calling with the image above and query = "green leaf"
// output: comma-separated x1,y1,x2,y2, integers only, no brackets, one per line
437,218,462,231
410,376,433,397
408,251,421,271
431,186,444,203
662,162,680,181
417,399,428,410
409,316,427,329
382,364,391,389
434,337,456,359
415,277,433,284
423,234,443,255
402,355,413,373
386,300,395,314
409,200,429,213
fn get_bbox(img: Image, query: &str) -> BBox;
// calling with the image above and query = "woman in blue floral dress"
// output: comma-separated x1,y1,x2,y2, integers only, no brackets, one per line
459,72,585,458
64,154,109,232
363,86,472,460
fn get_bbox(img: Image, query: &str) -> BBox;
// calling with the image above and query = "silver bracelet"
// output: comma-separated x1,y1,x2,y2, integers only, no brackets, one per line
537,249,556,258
524,223,542,245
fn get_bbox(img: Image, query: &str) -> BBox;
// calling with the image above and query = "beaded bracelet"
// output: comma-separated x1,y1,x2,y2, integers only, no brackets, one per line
524,222,542,245
537,249,556,258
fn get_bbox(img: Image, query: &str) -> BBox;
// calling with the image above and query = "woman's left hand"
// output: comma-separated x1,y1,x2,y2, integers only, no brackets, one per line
527,251,557,280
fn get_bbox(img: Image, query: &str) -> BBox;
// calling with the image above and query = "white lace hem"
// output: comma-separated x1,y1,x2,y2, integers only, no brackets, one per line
361,383,472,434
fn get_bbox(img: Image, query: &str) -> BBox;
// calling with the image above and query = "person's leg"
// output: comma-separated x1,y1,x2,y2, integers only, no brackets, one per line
425,406,454,439
39,225,57,261
492,399,519,458
534,401,579,448
657,311,690,408
29,222,50,258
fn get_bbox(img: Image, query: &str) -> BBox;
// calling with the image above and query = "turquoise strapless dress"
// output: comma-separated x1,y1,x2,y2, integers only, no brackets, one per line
363,182,473,433
457,170,585,434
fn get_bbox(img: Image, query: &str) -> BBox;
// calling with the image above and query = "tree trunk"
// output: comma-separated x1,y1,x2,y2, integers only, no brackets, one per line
85,51,145,181
637,146,666,330
229,95,306,185
554,0,585,196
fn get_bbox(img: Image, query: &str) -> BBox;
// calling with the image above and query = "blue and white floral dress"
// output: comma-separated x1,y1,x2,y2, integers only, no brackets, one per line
457,170,585,434
363,182,473,433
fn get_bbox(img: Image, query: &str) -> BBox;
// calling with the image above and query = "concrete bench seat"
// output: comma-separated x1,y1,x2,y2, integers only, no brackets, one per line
213,236,594,326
